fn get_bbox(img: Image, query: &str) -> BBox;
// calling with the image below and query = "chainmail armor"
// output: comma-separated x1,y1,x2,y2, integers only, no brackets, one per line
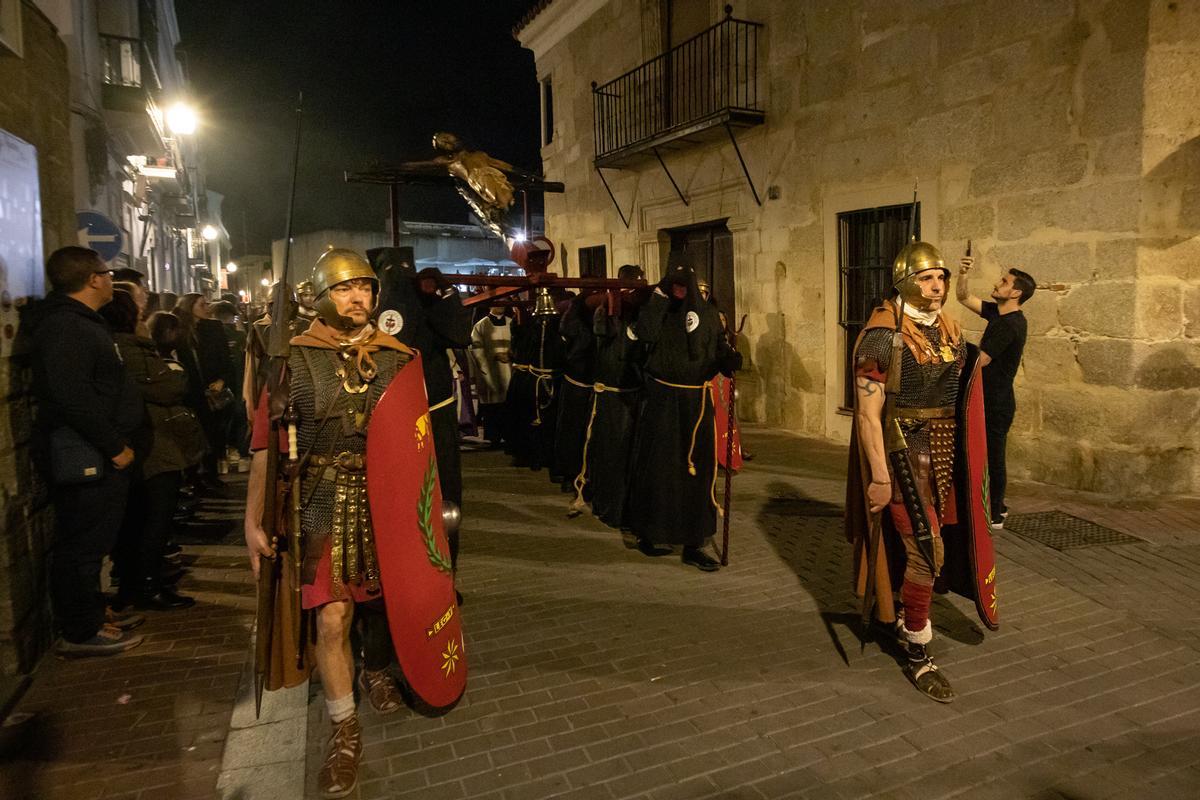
855,327,894,374
857,322,964,505
290,346,410,587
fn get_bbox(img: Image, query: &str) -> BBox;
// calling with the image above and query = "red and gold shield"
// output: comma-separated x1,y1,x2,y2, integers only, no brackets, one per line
945,347,999,631
712,375,743,473
367,353,467,713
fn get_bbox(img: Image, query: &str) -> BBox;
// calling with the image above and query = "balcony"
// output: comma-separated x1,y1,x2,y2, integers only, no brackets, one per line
99,34,166,155
592,12,764,168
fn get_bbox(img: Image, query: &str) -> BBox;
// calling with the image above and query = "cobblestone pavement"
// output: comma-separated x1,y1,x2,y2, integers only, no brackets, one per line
0,478,255,800
6,431,1200,800
300,429,1200,800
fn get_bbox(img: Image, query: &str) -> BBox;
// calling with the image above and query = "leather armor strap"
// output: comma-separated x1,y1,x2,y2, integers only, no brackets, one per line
888,448,937,572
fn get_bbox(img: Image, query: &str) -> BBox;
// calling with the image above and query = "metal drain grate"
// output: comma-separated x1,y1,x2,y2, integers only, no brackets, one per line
1004,511,1145,551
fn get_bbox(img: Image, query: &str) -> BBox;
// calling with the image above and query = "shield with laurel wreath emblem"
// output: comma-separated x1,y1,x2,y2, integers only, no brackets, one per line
367,352,466,713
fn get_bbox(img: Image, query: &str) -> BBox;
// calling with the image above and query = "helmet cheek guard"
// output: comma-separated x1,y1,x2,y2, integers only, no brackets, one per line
311,248,380,329
892,240,948,310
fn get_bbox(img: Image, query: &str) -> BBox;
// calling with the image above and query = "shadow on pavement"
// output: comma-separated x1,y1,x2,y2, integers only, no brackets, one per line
756,481,984,670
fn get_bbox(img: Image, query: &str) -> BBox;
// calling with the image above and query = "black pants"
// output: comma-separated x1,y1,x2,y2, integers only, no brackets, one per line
985,398,1015,519
358,600,394,671
431,403,462,569
51,469,130,642
116,470,182,598
479,402,505,446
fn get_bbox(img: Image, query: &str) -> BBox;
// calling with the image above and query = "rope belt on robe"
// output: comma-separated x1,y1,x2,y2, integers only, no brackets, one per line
562,374,637,515
428,394,456,413
511,362,556,426
651,376,721,516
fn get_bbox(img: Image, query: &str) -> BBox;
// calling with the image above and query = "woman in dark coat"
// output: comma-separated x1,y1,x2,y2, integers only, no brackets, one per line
174,293,233,488
104,295,202,609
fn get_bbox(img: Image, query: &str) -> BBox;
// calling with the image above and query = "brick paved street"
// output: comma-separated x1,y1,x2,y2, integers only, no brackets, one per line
302,429,1200,800
0,479,256,800
5,431,1200,799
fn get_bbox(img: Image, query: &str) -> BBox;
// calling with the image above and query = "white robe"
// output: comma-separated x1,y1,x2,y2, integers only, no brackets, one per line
469,315,513,405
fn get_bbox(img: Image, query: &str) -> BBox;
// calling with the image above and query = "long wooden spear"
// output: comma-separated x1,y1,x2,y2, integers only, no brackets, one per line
254,92,304,717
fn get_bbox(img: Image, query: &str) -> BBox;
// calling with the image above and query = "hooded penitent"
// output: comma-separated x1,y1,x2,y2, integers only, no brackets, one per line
368,246,472,568
625,258,740,547
554,292,597,495
583,269,648,529
503,303,564,472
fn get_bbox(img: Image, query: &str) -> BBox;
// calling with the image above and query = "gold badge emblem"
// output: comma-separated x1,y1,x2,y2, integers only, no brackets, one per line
414,412,432,449
441,637,461,677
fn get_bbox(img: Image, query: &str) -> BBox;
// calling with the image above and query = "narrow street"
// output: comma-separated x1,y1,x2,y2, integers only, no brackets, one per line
4,428,1199,799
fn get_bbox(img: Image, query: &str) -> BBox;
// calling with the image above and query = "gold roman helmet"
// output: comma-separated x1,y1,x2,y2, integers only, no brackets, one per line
892,239,949,310
311,248,379,329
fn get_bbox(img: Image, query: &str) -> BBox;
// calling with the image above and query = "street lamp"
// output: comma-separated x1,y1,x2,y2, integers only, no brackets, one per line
167,102,198,136
260,277,270,286
226,262,238,273
201,225,218,241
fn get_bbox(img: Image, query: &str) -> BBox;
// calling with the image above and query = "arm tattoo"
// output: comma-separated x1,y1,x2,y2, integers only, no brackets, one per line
856,376,882,396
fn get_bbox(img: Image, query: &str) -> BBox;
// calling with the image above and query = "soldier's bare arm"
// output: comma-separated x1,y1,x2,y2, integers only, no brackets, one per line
956,256,984,316
244,450,274,578
854,376,892,513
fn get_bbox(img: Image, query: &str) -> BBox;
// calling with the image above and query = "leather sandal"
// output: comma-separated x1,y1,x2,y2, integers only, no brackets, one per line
358,668,403,715
318,714,362,799
904,650,955,704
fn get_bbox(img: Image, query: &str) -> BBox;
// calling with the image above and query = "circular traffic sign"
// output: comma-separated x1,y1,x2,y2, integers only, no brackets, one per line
75,211,124,262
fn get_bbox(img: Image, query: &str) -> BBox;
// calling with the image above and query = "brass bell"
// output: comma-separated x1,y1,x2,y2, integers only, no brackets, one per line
532,287,557,317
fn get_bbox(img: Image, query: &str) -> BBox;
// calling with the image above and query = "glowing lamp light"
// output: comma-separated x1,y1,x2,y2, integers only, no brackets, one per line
513,231,527,242
201,225,218,241
238,290,248,298
167,103,198,136
260,278,270,286
226,262,238,273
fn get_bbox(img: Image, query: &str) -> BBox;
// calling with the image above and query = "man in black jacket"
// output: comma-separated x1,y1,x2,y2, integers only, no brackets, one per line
32,247,145,657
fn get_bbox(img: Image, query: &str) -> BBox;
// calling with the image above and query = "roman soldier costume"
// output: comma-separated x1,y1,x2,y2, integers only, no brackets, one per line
250,250,416,797
847,239,999,704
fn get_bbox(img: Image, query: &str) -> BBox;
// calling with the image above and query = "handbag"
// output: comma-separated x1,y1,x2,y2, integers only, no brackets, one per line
49,426,105,485
158,405,208,463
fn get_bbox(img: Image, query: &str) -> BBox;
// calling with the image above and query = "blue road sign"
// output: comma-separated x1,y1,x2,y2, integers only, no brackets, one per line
75,211,124,262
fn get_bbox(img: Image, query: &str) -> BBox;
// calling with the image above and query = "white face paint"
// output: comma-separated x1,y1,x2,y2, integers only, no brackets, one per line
378,309,404,335
686,311,700,333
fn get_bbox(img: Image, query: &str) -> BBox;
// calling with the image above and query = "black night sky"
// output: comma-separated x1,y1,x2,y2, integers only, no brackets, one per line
175,1,542,257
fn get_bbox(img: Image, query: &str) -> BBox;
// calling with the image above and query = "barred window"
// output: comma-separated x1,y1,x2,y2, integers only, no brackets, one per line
837,203,919,409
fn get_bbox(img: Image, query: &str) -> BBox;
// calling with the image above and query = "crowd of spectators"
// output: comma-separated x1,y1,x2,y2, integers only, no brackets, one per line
31,247,255,657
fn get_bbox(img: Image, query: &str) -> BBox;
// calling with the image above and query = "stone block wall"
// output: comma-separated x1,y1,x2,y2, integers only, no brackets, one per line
529,0,1199,496
0,2,75,674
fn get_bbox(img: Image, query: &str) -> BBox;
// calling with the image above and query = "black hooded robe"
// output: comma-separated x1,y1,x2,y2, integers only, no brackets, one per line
586,300,644,529
369,248,472,565
503,312,563,471
626,276,738,547
553,295,596,493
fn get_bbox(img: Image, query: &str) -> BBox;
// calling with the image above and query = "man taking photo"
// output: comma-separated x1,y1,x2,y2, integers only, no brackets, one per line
956,251,1036,529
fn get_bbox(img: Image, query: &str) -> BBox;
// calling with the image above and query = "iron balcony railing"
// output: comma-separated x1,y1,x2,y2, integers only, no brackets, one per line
592,11,764,164
100,34,142,88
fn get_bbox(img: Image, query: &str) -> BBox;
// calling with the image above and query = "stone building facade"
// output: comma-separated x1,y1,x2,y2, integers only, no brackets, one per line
0,1,76,676
517,0,1200,497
